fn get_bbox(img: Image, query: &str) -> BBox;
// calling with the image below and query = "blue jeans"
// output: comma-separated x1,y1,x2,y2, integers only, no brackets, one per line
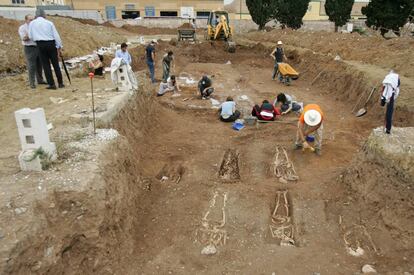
272,63,283,81
385,94,394,134
147,60,155,83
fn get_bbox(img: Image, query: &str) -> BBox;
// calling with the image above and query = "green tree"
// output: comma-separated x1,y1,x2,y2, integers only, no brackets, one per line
362,0,414,36
325,0,355,32
246,0,277,30
274,0,311,29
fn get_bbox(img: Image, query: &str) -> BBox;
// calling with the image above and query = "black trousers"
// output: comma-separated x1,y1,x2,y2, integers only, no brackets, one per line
385,94,395,133
220,110,241,122
36,40,63,86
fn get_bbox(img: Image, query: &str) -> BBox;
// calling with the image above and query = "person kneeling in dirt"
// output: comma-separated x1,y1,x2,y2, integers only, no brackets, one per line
218,96,241,122
295,104,324,156
251,100,281,121
274,93,303,115
89,53,104,76
157,75,181,97
198,75,214,99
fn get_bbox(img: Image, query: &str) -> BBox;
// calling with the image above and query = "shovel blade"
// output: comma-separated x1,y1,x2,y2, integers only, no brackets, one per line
356,108,367,117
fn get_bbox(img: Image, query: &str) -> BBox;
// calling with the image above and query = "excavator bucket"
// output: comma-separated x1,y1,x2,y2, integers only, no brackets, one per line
225,41,236,53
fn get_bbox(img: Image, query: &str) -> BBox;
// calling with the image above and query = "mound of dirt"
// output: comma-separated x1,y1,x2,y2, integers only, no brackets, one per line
0,16,126,74
178,23,192,29
245,29,414,78
332,127,414,271
121,24,176,35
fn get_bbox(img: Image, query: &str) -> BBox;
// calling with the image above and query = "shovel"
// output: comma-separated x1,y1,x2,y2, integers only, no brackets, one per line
356,87,376,117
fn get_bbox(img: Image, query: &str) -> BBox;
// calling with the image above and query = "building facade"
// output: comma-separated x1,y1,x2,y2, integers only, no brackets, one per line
70,0,224,20
0,0,65,6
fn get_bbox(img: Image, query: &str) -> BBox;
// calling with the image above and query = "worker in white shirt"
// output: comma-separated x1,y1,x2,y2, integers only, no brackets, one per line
380,70,400,134
115,43,132,65
18,14,46,89
28,9,64,90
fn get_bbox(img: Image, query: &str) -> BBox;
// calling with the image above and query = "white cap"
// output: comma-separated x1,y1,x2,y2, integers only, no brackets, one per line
151,39,158,44
304,110,322,126
277,41,283,45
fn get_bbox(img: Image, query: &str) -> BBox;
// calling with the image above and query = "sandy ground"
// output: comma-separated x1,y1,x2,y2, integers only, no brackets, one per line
0,16,126,74
0,19,413,274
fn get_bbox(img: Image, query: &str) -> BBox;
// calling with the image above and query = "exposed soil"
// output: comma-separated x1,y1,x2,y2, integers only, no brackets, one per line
245,29,414,78
0,20,413,275
0,16,126,74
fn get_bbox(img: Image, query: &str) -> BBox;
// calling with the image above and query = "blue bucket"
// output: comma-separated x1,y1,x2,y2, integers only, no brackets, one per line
306,135,315,142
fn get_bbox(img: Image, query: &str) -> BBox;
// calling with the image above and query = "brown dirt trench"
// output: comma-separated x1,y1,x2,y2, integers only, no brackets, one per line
115,43,380,274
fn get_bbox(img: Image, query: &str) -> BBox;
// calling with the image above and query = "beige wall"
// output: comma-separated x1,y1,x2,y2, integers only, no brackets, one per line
71,0,224,19
0,0,37,6
0,0,65,6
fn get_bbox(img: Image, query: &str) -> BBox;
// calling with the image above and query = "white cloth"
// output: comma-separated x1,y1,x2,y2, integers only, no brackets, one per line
28,17,62,48
382,72,400,102
220,101,236,119
18,23,36,46
110,57,138,90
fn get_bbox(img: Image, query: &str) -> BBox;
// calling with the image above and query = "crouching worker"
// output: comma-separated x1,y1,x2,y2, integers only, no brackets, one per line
219,96,241,122
295,104,324,155
89,53,104,76
198,75,214,99
251,100,281,121
274,93,302,115
157,75,181,96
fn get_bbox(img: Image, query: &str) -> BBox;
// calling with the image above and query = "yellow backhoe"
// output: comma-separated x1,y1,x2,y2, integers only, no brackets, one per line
206,11,236,53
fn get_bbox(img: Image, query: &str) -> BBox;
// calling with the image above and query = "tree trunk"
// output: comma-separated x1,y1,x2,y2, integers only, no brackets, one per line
335,25,339,32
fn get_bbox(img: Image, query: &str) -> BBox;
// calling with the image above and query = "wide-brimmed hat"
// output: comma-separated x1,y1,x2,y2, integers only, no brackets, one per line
151,39,158,44
277,41,283,45
304,109,322,126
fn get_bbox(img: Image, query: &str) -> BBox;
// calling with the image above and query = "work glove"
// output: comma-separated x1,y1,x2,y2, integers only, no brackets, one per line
380,96,386,107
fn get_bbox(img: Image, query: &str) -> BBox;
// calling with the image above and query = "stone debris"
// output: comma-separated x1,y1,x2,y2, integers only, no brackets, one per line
49,97,68,104
201,244,217,255
362,264,377,273
210,98,220,106
14,207,27,215
95,129,119,142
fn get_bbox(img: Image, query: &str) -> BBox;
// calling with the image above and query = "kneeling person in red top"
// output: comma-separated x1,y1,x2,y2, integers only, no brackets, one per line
251,100,281,121
295,104,324,155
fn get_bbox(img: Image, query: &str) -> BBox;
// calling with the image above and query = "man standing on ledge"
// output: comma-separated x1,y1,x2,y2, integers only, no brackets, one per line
146,39,157,83
29,9,64,90
18,14,46,89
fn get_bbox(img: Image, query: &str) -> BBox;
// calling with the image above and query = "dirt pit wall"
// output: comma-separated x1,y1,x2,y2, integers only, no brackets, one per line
331,127,414,272
237,38,413,127
3,80,159,274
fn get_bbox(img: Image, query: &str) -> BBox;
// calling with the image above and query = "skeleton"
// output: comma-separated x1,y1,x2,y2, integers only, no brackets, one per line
343,224,378,256
197,191,228,249
269,190,295,246
273,146,299,182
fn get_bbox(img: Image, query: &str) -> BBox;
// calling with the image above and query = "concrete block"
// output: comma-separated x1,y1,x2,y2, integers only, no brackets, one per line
116,65,133,92
18,150,42,172
15,108,57,171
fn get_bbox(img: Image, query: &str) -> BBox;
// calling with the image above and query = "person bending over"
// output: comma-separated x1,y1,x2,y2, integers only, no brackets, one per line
251,100,281,121
157,75,181,96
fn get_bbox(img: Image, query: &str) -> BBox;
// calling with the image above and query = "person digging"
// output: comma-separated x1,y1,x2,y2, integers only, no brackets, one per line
295,104,324,156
